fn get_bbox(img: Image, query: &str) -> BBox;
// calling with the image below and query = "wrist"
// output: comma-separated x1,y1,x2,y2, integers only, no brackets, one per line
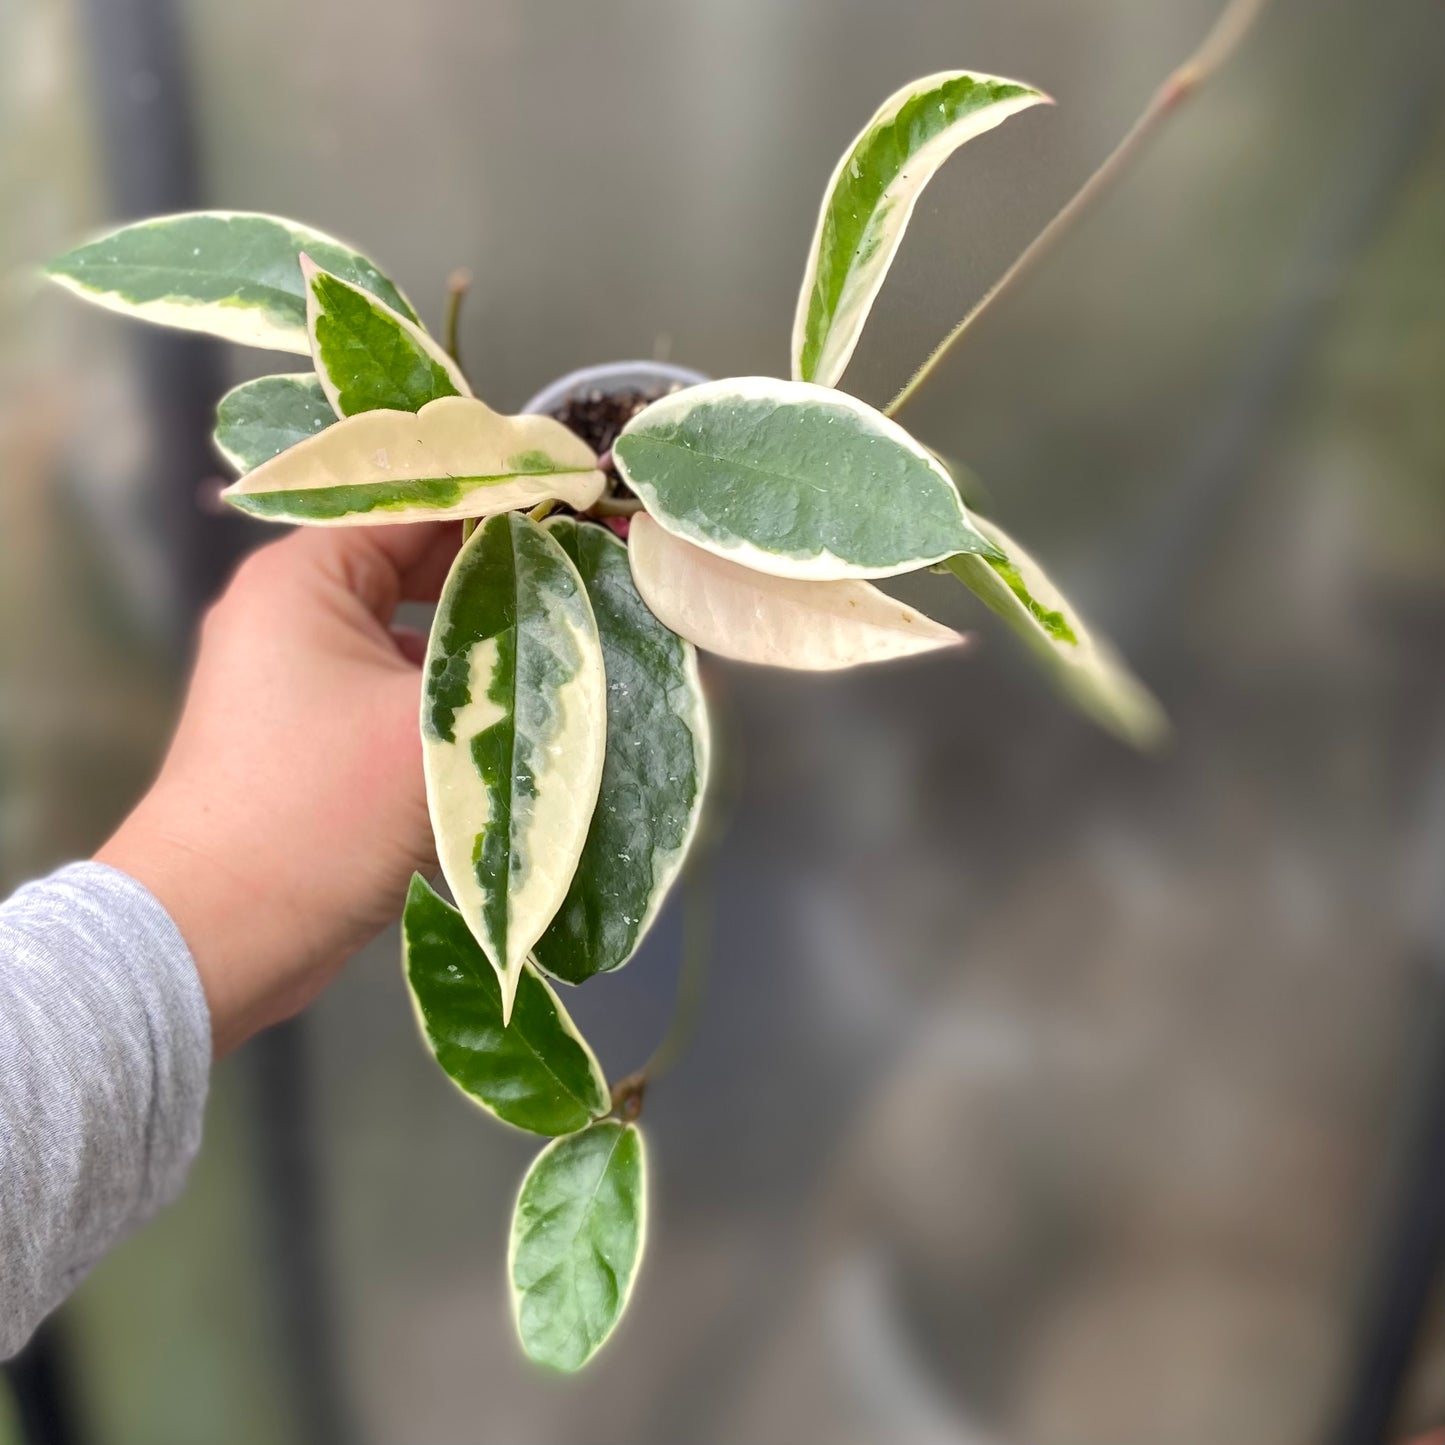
96,799,318,1057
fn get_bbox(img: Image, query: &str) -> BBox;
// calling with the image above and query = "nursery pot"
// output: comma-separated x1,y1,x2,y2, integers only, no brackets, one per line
521,360,708,418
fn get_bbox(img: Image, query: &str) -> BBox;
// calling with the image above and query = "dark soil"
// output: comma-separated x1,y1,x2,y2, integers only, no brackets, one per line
551,385,680,487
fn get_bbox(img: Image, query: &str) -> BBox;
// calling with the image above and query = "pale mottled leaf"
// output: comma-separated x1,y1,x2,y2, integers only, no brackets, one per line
422,513,608,1021
533,518,710,983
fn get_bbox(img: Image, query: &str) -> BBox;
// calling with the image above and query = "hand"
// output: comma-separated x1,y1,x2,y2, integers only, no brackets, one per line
97,523,458,1057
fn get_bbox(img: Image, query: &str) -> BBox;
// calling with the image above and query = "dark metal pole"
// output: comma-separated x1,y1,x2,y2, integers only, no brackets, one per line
17,5,356,1445
3,1321,81,1445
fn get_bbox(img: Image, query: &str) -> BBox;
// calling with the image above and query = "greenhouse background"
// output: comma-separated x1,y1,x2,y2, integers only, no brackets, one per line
2,0,1444,1441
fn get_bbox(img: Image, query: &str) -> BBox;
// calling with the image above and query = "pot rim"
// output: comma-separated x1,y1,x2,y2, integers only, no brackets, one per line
521,360,709,416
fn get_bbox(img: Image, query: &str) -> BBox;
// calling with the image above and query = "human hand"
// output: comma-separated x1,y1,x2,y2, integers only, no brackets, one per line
97,523,459,1057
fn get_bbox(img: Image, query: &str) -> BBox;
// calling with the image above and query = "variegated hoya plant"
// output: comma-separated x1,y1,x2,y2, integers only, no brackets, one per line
47,70,1164,1371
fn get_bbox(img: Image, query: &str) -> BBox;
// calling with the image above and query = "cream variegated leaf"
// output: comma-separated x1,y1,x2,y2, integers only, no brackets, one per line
793,71,1048,388
533,519,711,983
946,517,1167,749
614,378,995,580
46,211,415,353
221,396,604,525
629,513,966,671
301,256,470,416
422,513,608,1022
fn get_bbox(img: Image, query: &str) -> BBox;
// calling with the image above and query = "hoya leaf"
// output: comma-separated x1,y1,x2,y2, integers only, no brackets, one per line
221,396,604,525
629,513,964,671
946,517,1167,749
46,211,416,353
792,71,1048,388
532,518,710,983
422,513,608,1022
213,373,335,473
402,875,609,1135
302,256,468,417
614,377,995,580
510,1121,647,1372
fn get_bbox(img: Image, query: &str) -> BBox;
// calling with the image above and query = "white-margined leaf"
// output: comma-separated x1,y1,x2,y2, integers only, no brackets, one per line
629,513,965,671
221,395,604,525
213,373,335,473
402,876,609,1136
46,211,415,353
614,377,996,580
532,518,710,983
422,513,608,1022
946,517,1167,748
792,71,1048,388
302,255,469,416
510,1121,647,1372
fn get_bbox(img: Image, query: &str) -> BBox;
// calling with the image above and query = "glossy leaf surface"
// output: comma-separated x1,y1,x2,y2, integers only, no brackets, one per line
213,373,335,473
402,876,608,1135
532,519,710,983
614,377,994,580
422,513,607,1021
302,256,468,416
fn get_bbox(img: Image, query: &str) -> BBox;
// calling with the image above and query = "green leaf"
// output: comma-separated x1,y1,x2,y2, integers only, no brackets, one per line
532,519,710,983
213,373,335,473
302,256,468,417
221,396,604,525
945,516,1167,749
792,71,1048,388
46,211,416,353
422,513,608,1021
402,875,609,1135
614,378,996,580
628,513,964,670
510,1121,647,1372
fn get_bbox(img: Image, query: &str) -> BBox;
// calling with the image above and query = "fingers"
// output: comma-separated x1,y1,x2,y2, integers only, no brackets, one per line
280,522,461,621
390,625,430,667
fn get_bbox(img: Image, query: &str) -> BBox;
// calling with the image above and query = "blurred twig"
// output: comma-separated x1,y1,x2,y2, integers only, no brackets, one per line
443,267,470,369
642,865,715,1087
884,0,1274,419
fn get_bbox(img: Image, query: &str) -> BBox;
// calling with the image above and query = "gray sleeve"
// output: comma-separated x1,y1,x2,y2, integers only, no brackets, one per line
0,861,211,1356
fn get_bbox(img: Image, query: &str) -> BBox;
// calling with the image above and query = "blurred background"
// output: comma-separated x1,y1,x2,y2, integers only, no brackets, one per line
2,0,1444,1441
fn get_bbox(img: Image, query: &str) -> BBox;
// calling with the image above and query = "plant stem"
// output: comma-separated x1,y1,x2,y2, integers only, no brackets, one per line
587,496,645,519
527,500,558,524
883,0,1273,419
443,268,471,368
460,517,476,544
641,866,714,1087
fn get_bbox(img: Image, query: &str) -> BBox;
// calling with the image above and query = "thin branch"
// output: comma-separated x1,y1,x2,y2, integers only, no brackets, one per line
884,0,1273,419
642,866,714,1086
443,268,471,368
587,496,644,519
